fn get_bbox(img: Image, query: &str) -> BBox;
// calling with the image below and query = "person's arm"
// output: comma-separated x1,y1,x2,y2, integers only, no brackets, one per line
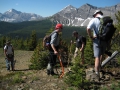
51,44,58,54
50,33,58,54
4,47,7,58
80,37,85,52
12,46,14,56
87,28,93,39
80,43,85,52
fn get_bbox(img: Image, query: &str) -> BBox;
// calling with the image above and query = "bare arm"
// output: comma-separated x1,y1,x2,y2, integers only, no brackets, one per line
87,28,92,38
4,49,7,57
80,43,85,52
51,44,58,55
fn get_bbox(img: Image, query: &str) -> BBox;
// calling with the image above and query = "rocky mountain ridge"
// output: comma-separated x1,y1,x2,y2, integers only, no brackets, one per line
0,3,120,26
0,9,43,22
51,3,120,26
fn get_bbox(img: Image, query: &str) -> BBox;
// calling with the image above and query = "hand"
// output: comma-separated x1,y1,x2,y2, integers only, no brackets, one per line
54,50,58,55
80,48,83,52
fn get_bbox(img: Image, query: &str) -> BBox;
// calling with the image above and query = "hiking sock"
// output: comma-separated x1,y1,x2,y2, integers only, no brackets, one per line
95,72,99,75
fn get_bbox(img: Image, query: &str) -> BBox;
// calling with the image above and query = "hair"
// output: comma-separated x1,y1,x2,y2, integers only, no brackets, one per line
73,31,78,34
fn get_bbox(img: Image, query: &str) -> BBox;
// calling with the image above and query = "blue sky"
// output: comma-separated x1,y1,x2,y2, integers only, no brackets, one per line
0,0,120,17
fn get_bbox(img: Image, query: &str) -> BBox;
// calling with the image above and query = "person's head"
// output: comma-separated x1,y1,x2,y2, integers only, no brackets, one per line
6,40,11,45
72,31,78,37
93,10,103,18
55,23,63,32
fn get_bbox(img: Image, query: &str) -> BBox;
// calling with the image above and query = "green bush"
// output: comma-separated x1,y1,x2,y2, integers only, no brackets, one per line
29,43,49,70
64,56,91,89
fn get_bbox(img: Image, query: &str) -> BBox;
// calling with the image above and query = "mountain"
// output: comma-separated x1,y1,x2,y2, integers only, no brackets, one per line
0,9,43,22
50,3,120,26
0,3,120,26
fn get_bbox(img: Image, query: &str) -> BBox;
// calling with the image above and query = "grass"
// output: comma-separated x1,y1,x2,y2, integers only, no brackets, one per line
0,48,120,90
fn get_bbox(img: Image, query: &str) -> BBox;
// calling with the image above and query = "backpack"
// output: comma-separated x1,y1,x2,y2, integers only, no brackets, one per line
43,31,58,49
96,16,116,41
81,36,86,45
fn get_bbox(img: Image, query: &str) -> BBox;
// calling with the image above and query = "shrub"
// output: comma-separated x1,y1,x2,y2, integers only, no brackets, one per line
64,55,91,89
29,43,49,70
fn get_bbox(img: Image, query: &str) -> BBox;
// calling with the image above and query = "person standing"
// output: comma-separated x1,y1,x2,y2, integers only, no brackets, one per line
4,40,14,71
87,10,107,80
72,31,86,64
47,23,63,75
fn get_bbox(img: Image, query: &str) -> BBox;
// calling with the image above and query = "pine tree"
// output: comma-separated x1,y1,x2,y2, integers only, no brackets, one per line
84,36,94,65
28,30,37,51
115,11,120,32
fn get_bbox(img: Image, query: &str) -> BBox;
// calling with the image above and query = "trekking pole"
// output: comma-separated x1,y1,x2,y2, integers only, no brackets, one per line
57,54,64,78
101,51,119,67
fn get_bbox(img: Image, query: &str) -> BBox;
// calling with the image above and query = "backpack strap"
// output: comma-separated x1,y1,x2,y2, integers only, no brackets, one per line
94,17,102,39
50,31,58,36
50,31,58,39
6,44,13,50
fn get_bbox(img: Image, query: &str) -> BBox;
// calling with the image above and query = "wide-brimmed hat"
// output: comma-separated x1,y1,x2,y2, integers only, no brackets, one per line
6,40,10,44
93,10,103,17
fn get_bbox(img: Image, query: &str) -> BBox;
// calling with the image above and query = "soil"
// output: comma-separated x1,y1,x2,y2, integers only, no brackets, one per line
0,50,120,90
0,50,70,90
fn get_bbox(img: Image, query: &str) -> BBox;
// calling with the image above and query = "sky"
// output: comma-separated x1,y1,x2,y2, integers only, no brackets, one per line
0,0,120,17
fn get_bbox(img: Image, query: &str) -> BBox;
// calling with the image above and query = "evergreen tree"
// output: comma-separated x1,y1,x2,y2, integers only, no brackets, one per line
115,11,120,32
28,30,37,51
84,36,94,65
29,43,48,70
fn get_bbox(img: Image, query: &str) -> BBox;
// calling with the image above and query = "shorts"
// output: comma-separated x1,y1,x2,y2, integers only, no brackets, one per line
93,39,107,57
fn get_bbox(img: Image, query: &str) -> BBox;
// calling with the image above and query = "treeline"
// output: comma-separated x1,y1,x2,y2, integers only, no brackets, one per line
0,19,87,39
0,19,52,38
0,30,38,50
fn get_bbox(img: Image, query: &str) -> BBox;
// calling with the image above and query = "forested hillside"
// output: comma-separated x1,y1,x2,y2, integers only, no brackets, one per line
0,20,52,38
0,19,87,40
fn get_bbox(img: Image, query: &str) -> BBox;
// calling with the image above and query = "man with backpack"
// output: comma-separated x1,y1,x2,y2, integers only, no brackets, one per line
87,10,116,81
72,31,86,64
46,23,63,75
4,40,14,71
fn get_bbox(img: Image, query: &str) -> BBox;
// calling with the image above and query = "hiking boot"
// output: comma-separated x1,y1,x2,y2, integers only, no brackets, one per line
47,70,50,75
51,71,56,75
12,68,15,71
7,68,10,71
91,73,100,82
105,51,112,57
47,70,56,75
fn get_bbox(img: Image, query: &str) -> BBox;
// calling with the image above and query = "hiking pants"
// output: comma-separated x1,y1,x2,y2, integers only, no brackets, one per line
47,46,59,73
5,58,14,71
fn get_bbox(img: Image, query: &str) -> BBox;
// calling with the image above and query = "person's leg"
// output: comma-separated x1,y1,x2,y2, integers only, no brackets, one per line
47,52,56,75
95,57,100,74
47,52,53,75
93,40,101,75
74,47,78,58
11,58,14,71
5,58,10,70
80,50,84,64
51,54,57,74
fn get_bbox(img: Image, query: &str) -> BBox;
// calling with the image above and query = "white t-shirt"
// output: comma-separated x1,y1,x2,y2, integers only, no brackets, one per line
87,15,103,37
4,45,13,54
